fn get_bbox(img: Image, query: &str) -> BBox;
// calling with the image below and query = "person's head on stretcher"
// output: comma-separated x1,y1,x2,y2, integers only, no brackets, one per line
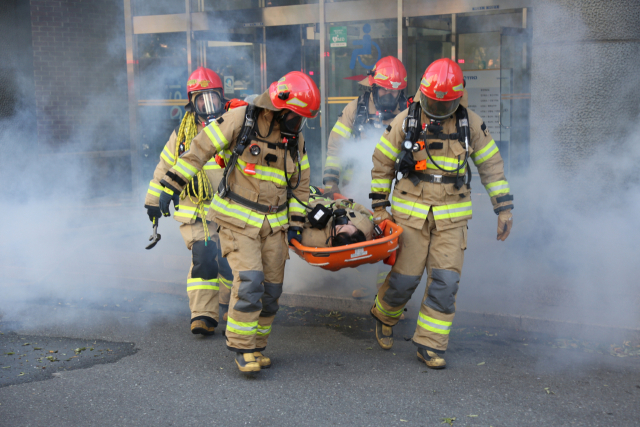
331,220,367,247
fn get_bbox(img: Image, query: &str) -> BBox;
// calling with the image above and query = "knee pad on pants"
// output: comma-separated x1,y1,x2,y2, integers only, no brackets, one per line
192,240,218,280
261,282,283,316
424,268,460,314
382,272,421,307
216,242,233,282
234,270,264,313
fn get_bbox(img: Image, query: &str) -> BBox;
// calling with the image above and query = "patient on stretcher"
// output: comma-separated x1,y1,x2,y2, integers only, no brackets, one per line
300,192,374,248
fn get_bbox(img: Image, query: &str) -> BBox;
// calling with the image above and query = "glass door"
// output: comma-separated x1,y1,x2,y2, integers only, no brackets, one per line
500,27,531,175
404,15,453,98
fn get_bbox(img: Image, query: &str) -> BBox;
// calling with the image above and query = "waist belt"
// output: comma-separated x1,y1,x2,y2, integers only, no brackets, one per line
225,190,288,214
407,172,460,185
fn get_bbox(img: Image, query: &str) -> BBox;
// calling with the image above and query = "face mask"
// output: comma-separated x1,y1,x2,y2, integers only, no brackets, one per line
192,90,223,122
373,88,401,111
279,111,306,135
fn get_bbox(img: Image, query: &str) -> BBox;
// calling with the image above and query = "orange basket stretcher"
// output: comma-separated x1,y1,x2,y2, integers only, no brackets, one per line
288,220,403,272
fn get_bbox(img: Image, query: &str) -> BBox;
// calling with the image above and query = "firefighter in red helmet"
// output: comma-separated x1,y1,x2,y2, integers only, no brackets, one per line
158,71,319,373
323,56,408,196
369,58,513,369
144,67,234,336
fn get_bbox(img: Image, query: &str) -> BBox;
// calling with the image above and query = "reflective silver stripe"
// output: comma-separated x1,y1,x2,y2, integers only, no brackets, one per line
227,319,257,332
393,198,430,216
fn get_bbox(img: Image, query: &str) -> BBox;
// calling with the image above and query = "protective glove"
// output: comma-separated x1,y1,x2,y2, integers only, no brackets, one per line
497,209,513,241
145,205,162,223
288,227,302,245
372,207,393,226
159,187,180,217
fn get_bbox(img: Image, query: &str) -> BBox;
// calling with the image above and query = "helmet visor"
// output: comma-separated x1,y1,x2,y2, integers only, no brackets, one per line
373,87,401,111
420,92,460,120
193,91,223,117
281,111,307,134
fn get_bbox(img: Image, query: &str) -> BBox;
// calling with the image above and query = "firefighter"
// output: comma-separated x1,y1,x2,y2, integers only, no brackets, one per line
323,56,407,298
369,58,513,369
323,56,408,195
144,67,234,336
158,71,319,373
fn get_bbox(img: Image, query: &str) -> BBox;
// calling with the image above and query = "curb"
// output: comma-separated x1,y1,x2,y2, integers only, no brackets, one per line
280,292,640,343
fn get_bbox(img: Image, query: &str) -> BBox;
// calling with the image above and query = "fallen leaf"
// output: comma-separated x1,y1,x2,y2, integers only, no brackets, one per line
544,387,555,395
49,350,58,354
477,362,485,366
366,347,373,350
17,372,25,376
22,343,30,346
467,415,478,417
400,420,408,422
5,352,14,355
1,366,10,369
441,417,456,425
33,347,42,350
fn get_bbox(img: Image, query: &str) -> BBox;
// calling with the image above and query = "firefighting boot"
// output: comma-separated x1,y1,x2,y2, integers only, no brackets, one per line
235,352,261,373
253,352,272,369
190,316,216,336
375,319,393,350
417,348,446,369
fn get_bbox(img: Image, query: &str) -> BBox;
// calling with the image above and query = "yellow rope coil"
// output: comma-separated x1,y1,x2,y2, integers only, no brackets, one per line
174,112,214,242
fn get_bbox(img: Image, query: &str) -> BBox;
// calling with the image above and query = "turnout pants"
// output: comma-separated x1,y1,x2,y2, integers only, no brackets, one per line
371,210,467,353
179,219,233,324
219,219,288,353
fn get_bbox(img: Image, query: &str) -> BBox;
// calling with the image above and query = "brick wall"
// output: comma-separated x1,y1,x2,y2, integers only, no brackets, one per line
30,0,129,152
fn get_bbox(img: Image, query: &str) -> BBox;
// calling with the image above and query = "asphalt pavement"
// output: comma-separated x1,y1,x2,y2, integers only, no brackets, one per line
1,295,639,427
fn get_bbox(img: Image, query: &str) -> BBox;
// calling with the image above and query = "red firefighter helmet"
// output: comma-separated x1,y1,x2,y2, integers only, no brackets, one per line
187,67,223,97
419,58,465,120
186,67,224,122
368,56,407,90
269,71,320,119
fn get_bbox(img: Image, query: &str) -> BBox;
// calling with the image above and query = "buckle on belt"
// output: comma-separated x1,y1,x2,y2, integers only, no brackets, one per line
432,175,443,183
267,205,280,214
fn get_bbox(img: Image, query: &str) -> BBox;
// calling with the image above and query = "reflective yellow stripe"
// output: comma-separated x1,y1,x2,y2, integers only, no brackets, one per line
376,136,400,161
432,201,472,220
186,278,219,291
471,139,498,165
235,158,291,186
375,295,404,318
268,210,289,228
300,154,310,171
256,324,272,336
203,122,229,152
227,317,258,335
219,277,232,290
371,178,392,193
485,180,510,197
288,198,307,215
160,147,176,164
325,156,342,169
426,156,466,173
211,194,264,228
391,195,430,219
174,204,210,219
417,312,451,335
203,160,221,170
332,121,352,138
147,181,163,197
174,158,198,179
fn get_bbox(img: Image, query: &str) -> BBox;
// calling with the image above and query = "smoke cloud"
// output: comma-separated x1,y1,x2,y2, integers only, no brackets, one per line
1,1,638,344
